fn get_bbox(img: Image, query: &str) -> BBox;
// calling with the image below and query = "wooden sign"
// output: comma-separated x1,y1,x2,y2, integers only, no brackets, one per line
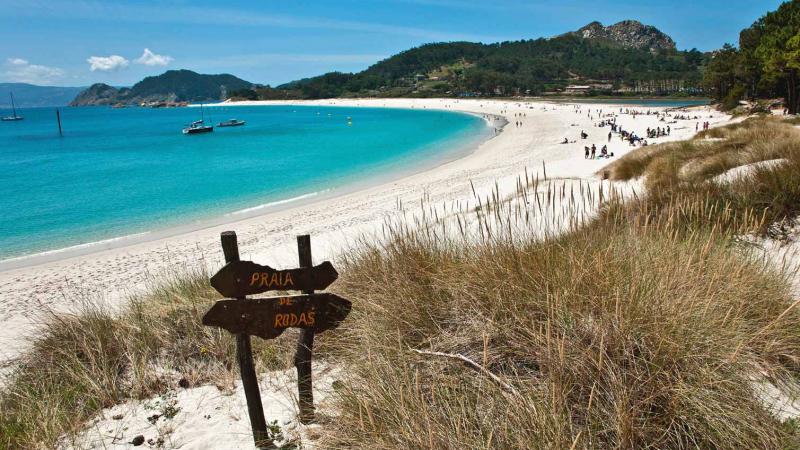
202,293,351,340
210,260,338,298
202,232,350,446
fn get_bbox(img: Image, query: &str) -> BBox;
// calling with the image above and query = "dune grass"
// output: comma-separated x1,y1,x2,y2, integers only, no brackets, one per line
316,117,800,448
2,117,800,449
0,270,298,448
603,116,800,237
320,193,800,449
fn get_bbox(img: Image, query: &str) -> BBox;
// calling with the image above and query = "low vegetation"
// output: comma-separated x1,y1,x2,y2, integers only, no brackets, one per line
604,116,800,236
0,270,295,447
319,118,800,449
2,117,800,449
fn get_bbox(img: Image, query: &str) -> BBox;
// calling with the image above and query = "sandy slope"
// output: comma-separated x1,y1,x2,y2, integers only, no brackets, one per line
0,98,729,367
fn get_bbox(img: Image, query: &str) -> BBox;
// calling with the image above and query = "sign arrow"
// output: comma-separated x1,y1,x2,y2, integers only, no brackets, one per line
210,260,338,298
202,293,352,340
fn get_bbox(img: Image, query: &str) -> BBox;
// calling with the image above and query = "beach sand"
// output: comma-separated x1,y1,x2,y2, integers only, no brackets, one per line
0,98,731,365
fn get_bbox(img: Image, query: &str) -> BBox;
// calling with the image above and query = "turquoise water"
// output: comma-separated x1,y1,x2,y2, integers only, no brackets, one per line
0,105,487,260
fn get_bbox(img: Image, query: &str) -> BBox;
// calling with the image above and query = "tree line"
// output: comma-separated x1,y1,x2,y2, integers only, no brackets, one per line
231,36,705,101
704,0,800,113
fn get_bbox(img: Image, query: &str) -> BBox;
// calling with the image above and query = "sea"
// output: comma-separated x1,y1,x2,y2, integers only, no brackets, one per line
0,105,490,262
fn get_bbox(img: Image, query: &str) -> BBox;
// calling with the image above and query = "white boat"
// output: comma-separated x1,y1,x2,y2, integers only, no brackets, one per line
1,92,23,121
217,119,246,127
183,104,213,134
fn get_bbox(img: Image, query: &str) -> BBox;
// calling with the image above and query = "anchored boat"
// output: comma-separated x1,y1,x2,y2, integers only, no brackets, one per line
183,119,214,134
217,119,246,127
1,92,23,122
183,104,213,134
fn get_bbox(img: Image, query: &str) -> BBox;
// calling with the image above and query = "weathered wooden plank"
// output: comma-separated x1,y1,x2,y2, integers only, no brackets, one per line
219,231,271,448
210,260,338,298
295,234,315,424
202,293,351,341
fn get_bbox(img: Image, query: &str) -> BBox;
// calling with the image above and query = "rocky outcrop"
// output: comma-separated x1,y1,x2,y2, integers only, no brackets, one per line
572,20,676,52
69,83,127,106
70,70,253,106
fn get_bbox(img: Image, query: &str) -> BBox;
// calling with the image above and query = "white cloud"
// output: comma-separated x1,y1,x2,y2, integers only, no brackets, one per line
135,48,173,66
87,55,129,72
2,58,65,85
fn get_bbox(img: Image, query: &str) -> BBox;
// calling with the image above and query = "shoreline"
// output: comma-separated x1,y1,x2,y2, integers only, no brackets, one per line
0,107,499,272
0,98,730,365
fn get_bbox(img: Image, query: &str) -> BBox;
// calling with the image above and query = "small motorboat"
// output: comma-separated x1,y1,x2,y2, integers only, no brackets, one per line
217,119,246,127
183,120,213,134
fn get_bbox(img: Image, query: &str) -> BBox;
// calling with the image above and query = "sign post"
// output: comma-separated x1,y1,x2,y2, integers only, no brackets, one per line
203,232,351,446
220,231,270,447
295,234,315,424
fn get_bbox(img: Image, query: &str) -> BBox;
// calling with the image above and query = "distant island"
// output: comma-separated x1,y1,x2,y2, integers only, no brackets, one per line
69,70,254,107
1,83,86,108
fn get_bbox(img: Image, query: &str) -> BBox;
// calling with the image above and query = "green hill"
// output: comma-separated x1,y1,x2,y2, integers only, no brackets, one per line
243,20,706,100
71,70,254,106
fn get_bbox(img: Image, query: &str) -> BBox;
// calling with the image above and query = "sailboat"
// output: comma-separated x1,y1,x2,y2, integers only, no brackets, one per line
182,104,213,134
1,92,23,121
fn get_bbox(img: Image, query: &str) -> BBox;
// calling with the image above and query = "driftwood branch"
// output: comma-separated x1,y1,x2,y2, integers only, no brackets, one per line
411,349,519,395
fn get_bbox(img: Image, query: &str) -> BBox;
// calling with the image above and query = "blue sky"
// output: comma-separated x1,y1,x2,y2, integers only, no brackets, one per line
0,0,786,87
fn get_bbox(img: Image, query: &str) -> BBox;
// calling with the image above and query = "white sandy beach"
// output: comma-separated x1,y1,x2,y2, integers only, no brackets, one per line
0,98,731,366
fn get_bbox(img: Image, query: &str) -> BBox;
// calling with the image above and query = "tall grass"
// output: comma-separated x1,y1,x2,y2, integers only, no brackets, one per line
321,199,800,449
316,118,800,448
603,117,800,237
0,269,296,448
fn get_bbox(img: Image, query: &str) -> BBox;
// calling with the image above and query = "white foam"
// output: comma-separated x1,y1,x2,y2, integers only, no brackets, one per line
228,190,329,216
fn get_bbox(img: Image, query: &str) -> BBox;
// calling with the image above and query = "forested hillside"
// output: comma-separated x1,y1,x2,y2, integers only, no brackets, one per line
234,21,706,100
71,70,253,106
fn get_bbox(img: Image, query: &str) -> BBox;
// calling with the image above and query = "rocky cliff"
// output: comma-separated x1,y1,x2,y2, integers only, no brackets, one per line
572,20,676,52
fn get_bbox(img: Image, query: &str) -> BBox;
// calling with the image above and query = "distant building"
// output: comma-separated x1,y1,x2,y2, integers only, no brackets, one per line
565,85,591,95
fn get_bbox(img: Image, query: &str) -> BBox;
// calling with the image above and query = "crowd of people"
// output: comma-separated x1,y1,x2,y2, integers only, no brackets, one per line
560,105,715,161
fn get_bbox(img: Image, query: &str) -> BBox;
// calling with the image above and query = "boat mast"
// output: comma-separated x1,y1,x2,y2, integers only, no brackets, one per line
10,93,16,118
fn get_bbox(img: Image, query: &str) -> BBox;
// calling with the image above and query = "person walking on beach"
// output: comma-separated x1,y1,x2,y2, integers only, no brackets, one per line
590,144,596,159
608,131,612,142
585,146,590,159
